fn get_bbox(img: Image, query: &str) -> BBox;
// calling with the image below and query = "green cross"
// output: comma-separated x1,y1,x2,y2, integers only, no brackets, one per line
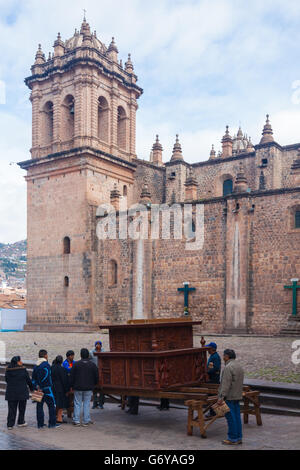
178,282,196,309
284,279,300,317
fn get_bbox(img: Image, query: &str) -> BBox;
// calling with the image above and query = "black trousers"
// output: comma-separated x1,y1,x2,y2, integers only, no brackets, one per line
7,400,27,428
93,391,105,407
127,396,139,414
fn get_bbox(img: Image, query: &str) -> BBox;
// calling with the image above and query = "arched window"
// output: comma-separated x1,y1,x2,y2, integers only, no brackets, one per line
117,106,127,150
62,95,75,141
42,101,54,146
64,276,69,287
108,260,118,286
63,237,71,254
295,211,300,229
223,179,233,197
98,96,109,142
123,185,128,197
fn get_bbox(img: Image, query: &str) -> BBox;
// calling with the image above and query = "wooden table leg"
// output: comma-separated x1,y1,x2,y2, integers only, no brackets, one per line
243,396,249,424
197,404,207,439
187,406,193,436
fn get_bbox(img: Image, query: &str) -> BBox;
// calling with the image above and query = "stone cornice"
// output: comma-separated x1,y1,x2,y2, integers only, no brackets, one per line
133,158,166,172
254,141,283,151
191,151,256,168
25,55,143,96
18,146,137,171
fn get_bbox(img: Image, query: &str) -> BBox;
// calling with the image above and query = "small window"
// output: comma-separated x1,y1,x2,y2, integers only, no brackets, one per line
123,185,128,197
108,260,118,286
64,276,69,287
262,158,268,166
63,237,71,254
223,179,233,197
295,211,300,229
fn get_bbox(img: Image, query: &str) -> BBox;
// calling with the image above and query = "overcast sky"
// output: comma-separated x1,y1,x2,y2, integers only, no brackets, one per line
0,0,300,243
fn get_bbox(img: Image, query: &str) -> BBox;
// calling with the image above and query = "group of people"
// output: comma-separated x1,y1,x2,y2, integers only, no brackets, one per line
5,341,104,430
4,339,245,445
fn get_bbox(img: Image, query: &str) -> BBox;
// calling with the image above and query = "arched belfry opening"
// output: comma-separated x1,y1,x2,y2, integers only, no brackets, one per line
42,101,54,146
117,106,127,150
62,94,75,141
63,236,71,254
98,96,109,143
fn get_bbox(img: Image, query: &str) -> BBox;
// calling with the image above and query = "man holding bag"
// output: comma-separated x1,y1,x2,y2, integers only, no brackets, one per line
217,349,244,446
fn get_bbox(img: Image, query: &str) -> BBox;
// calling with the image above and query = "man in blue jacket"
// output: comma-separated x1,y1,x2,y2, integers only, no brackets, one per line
206,342,221,418
32,350,58,429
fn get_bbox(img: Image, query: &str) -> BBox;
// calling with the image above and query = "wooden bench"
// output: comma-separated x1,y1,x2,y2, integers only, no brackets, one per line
185,390,262,438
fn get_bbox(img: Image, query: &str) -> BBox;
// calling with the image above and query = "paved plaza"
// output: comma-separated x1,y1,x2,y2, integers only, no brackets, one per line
0,396,299,450
0,331,299,382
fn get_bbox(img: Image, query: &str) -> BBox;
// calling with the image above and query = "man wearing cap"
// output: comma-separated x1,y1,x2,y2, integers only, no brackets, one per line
206,342,221,384
90,341,105,409
206,342,221,418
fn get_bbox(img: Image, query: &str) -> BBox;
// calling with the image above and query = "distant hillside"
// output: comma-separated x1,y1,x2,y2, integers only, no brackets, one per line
0,240,27,287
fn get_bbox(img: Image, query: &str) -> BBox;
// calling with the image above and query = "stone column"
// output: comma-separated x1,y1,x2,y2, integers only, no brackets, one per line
129,96,138,158
30,88,42,158
110,83,119,155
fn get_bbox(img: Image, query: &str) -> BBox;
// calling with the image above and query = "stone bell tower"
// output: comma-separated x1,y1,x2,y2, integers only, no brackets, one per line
18,17,143,330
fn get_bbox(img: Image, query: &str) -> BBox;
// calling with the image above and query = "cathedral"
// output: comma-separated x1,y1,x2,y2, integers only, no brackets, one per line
18,18,300,335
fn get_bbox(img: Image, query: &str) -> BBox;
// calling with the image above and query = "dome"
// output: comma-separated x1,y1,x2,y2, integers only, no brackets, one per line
64,20,107,55
232,127,250,155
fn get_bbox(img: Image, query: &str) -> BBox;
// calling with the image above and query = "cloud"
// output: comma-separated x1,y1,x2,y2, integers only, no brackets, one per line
0,0,300,241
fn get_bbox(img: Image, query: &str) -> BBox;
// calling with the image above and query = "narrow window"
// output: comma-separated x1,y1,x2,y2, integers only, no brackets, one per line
117,106,127,150
295,211,300,229
108,260,118,286
223,179,233,196
64,276,69,287
62,95,75,141
123,185,128,197
43,101,54,146
63,237,71,254
98,96,109,142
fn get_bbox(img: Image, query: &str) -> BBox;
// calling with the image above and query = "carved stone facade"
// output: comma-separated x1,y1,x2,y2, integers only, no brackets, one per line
19,20,300,334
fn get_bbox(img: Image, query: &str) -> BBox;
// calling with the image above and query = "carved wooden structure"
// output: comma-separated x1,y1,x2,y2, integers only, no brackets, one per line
96,319,208,391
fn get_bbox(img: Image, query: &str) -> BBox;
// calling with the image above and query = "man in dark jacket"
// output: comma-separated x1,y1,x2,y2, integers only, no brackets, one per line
32,349,58,429
70,348,98,426
5,356,33,430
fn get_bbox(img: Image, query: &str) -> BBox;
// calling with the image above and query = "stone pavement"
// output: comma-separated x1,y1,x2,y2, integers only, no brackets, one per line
0,331,299,382
0,396,299,450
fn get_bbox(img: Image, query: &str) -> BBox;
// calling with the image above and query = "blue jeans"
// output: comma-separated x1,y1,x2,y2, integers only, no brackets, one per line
225,400,243,442
73,391,92,424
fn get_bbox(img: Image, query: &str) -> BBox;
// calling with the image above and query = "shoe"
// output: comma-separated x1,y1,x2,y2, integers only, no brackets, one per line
73,422,81,426
17,423,28,427
92,405,98,409
222,439,238,446
7,427,13,430
99,405,104,409
38,425,47,429
82,423,89,427
49,424,61,429
237,440,243,445
89,421,95,425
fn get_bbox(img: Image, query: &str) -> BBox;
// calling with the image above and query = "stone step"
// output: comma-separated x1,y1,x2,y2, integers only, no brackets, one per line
245,379,300,397
260,404,300,417
259,392,300,409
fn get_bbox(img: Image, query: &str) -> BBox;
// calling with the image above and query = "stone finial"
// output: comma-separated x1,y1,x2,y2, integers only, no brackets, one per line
110,183,121,211
140,181,151,204
210,144,216,159
171,134,184,162
53,32,65,57
237,126,243,139
107,37,119,63
260,114,274,145
221,126,233,158
185,167,198,201
152,135,163,166
80,15,92,43
125,53,134,73
34,44,46,65
247,136,255,152
234,162,248,193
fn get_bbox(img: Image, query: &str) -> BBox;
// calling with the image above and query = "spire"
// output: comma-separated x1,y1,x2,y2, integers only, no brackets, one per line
107,37,118,63
80,14,92,43
237,126,243,139
246,136,255,152
125,53,134,73
151,135,163,166
171,134,184,162
108,37,118,53
221,126,233,158
53,32,65,57
260,114,274,145
210,144,216,159
34,44,46,65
